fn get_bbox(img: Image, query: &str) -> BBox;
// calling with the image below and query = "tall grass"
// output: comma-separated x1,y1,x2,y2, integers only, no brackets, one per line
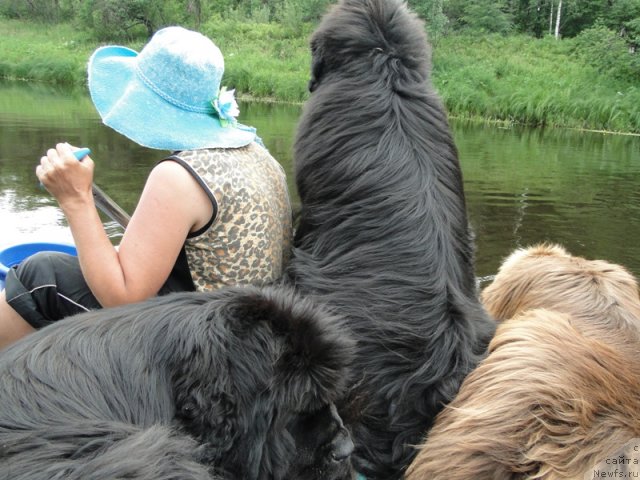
202,19,312,102
0,20,91,84
1,19,639,133
433,34,640,133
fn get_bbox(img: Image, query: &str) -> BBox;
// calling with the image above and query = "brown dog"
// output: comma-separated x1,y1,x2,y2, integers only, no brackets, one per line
406,244,640,480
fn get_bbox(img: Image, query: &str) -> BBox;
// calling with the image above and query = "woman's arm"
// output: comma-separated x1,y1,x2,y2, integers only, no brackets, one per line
37,143,213,307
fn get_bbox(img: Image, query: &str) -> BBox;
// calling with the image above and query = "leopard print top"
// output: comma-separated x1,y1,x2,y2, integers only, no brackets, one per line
167,143,292,291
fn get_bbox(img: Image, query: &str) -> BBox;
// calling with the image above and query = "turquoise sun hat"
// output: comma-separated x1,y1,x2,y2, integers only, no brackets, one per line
87,26,256,151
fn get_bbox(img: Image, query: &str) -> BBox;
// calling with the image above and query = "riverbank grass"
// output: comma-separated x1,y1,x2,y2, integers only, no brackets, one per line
0,20,92,84
434,34,640,134
203,19,312,102
1,19,639,133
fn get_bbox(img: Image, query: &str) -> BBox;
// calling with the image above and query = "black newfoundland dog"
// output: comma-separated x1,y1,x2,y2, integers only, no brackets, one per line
0,286,355,480
285,0,496,478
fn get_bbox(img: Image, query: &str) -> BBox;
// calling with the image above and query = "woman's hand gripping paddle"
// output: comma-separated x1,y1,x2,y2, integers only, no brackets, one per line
41,148,132,229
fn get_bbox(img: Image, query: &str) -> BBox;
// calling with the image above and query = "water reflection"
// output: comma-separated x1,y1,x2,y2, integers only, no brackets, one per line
1,81,639,279
456,121,640,277
0,189,72,244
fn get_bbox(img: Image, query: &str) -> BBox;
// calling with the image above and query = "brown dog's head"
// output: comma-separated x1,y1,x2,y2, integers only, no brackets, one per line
481,243,640,334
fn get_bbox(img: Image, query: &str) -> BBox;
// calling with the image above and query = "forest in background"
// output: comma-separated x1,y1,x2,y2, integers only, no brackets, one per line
1,0,639,133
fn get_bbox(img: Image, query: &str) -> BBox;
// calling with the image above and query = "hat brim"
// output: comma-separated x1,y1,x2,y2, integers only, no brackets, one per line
88,46,255,151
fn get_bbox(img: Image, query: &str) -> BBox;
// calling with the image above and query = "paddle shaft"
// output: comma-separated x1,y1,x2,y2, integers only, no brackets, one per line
91,183,131,228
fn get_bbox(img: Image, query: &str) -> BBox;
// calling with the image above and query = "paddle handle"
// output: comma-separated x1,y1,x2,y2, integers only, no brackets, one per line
73,148,131,228
73,148,92,161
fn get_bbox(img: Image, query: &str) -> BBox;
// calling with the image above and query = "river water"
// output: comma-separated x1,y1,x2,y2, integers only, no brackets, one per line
1,81,639,280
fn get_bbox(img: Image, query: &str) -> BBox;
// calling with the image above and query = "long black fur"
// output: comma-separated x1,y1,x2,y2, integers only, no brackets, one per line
0,285,355,480
284,0,496,478
1,423,215,480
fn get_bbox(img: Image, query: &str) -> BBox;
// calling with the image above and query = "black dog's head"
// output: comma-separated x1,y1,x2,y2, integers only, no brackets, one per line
165,286,355,480
308,0,431,92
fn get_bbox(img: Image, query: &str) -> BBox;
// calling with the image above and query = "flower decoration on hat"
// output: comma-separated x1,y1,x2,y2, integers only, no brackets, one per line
212,86,239,128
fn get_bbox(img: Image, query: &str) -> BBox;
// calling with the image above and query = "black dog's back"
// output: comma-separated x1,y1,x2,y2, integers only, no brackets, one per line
286,0,495,478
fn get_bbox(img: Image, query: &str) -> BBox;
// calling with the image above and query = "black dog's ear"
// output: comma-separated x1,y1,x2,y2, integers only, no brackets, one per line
207,286,353,413
309,38,325,92
256,287,354,412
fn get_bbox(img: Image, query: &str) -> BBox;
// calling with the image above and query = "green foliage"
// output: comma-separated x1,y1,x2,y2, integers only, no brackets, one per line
444,0,640,42
77,0,166,41
14,58,79,84
270,0,331,23
0,0,71,22
508,0,548,37
0,19,89,83
597,0,640,49
158,0,208,29
603,0,640,33
407,0,448,44
432,34,640,132
203,0,237,18
571,23,640,82
3,0,640,47
457,0,513,35
206,0,329,24
274,0,306,35
2,16,640,132
201,19,311,101
624,17,640,48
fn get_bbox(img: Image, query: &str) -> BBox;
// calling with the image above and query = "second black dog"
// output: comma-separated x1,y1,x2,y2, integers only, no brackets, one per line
285,0,496,478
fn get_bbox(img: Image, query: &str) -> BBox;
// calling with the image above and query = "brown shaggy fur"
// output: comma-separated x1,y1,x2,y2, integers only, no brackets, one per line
482,243,640,330
406,244,640,480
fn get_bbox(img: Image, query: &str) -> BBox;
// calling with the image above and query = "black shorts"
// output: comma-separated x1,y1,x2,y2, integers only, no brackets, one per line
5,249,195,329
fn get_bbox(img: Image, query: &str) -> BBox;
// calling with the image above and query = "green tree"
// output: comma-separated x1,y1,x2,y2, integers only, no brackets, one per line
161,0,207,28
624,17,640,50
508,0,549,37
601,0,640,48
505,0,640,39
77,0,167,40
442,0,466,30
0,0,71,22
442,0,513,34
270,0,331,24
461,0,514,34
556,0,605,37
573,22,640,80
408,0,448,43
